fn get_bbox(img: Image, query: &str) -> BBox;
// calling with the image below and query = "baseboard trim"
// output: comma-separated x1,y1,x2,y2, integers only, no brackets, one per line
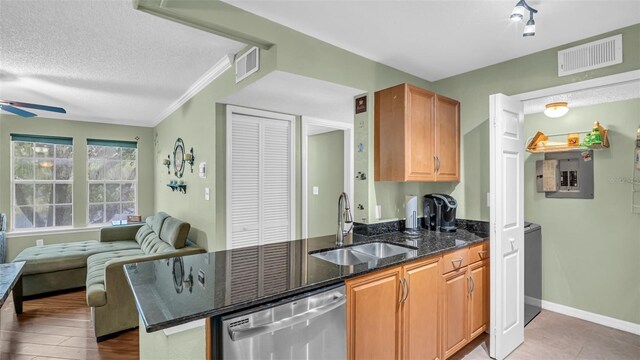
541,300,640,335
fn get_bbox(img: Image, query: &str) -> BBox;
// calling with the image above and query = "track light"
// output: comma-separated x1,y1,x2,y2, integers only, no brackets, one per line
510,0,525,22
509,0,538,37
523,12,536,37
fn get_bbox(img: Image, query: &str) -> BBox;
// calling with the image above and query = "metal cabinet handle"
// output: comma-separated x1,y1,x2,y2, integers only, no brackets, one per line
436,156,441,172
405,279,410,302
467,277,471,294
451,257,463,269
399,278,406,304
228,294,346,341
434,156,438,173
470,276,475,293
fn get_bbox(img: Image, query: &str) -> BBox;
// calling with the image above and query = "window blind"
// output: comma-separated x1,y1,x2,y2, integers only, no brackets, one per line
87,139,137,148
10,134,73,145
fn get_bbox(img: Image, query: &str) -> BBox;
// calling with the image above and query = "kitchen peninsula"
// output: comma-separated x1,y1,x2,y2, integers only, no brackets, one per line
124,220,490,359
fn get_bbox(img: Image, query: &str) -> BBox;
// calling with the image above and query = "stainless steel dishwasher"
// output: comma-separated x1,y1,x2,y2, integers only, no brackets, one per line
221,285,346,360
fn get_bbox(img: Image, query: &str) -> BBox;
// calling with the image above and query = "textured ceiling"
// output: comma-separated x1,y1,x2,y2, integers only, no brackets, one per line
524,79,640,115
0,0,245,126
221,71,365,123
224,0,640,81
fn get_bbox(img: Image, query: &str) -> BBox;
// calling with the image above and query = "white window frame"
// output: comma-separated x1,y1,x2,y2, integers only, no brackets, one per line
10,141,74,231
86,145,139,226
226,105,296,249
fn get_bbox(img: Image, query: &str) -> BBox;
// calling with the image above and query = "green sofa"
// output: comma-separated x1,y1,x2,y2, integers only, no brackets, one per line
12,212,205,340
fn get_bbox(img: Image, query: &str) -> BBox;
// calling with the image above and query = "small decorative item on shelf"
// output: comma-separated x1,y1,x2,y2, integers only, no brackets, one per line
567,133,580,147
184,148,195,173
590,121,603,144
163,156,171,175
167,179,187,194
127,215,142,223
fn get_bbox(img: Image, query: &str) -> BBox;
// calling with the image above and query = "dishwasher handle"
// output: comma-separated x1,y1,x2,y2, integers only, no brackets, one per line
228,294,347,342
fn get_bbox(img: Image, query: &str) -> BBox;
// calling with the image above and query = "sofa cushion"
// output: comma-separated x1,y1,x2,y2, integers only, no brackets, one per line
134,224,154,245
159,217,190,249
139,232,174,255
150,212,170,234
86,249,145,307
14,240,140,275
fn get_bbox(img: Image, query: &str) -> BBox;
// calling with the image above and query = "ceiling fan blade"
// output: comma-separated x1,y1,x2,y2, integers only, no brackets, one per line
0,104,37,117
1,101,66,114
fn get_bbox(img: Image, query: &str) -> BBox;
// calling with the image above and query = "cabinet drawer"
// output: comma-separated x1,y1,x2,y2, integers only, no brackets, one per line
442,248,469,274
469,242,489,264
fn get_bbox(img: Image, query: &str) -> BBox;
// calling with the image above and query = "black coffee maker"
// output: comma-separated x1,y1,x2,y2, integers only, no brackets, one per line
423,194,457,232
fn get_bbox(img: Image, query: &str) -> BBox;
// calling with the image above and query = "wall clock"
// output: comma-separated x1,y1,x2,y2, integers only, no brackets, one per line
173,138,185,178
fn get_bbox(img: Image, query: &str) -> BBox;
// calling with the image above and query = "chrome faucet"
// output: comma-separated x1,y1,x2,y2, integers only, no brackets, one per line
337,192,353,247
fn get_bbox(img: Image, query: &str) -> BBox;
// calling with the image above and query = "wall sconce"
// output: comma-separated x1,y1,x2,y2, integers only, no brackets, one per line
185,148,195,173
163,155,171,175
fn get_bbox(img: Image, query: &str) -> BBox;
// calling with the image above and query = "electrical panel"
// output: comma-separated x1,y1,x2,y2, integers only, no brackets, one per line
535,150,594,199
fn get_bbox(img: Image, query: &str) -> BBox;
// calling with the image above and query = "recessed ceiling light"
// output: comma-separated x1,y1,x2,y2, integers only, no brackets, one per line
544,102,569,118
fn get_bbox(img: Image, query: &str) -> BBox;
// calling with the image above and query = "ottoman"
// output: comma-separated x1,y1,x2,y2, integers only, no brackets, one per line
12,240,140,311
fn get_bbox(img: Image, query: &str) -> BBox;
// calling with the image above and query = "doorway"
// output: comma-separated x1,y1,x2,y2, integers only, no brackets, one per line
301,117,354,239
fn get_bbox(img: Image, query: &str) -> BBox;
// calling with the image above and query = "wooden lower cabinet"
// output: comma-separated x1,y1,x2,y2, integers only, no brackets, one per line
346,266,403,360
403,257,441,360
442,269,469,359
469,260,489,339
345,256,441,360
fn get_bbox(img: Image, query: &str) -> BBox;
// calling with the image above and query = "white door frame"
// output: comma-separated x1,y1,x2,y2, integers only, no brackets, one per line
488,70,640,357
301,116,354,239
226,105,296,249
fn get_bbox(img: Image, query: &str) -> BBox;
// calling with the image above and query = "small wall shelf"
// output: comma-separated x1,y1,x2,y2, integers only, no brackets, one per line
526,124,610,154
167,183,187,194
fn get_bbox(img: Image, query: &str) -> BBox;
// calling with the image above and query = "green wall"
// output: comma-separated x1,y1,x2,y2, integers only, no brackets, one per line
525,99,640,324
144,0,435,251
433,24,640,221
0,115,154,260
308,130,344,238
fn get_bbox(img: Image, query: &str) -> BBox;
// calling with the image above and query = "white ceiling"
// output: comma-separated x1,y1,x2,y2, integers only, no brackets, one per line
524,79,640,115
223,0,640,81
0,0,245,126
221,70,365,123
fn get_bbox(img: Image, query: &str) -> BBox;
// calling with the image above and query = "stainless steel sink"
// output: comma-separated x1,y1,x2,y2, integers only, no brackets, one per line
310,242,417,266
455,239,467,246
311,248,378,266
349,242,416,258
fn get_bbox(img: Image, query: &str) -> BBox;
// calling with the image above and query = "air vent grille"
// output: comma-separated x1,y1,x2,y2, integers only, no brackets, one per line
235,47,260,83
558,35,622,76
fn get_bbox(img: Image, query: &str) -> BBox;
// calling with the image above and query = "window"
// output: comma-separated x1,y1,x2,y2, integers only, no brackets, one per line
11,134,74,230
87,139,138,225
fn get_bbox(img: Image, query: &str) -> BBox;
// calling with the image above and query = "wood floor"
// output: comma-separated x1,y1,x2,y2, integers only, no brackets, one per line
1,290,138,360
451,310,640,360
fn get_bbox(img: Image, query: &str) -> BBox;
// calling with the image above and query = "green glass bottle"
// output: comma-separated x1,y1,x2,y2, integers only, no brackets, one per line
591,121,602,144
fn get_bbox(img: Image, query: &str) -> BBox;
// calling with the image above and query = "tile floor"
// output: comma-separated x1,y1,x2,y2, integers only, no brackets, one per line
452,310,640,360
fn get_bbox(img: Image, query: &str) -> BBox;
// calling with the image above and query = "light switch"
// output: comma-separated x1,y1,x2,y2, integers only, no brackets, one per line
312,186,319,195
205,187,210,201
36,239,44,247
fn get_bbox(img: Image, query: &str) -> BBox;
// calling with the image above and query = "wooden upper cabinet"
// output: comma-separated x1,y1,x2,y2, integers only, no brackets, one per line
434,95,460,181
346,267,402,360
375,83,460,182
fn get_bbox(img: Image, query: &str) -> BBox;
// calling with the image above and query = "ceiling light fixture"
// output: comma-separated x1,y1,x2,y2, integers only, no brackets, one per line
544,102,569,118
509,0,538,37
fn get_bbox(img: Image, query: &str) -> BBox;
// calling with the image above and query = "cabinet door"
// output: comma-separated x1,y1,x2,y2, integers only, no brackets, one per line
375,84,407,181
469,260,489,339
346,267,402,360
442,269,469,359
434,95,460,181
406,85,436,181
403,257,441,360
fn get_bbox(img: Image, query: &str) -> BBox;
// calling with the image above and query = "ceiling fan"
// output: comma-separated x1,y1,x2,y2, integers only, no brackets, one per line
0,100,66,117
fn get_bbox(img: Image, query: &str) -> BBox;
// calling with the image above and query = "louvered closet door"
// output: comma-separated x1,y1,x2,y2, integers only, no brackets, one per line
229,111,293,249
262,120,292,244
230,115,261,248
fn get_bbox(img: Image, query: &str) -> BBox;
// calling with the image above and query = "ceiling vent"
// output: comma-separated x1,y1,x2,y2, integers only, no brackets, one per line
558,34,622,77
235,47,259,83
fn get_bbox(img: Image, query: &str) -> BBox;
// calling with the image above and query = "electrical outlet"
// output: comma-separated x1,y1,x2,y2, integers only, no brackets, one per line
205,187,210,201
312,186,319,195
36,239,44,247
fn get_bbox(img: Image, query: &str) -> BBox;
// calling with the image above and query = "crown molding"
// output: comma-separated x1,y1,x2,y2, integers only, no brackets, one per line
151,54,234,127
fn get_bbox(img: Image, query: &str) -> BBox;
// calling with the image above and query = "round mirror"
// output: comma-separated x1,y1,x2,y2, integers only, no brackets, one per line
173,138,185,178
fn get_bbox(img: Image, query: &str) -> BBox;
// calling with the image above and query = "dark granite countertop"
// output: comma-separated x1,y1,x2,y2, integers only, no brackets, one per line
124,227,488,333
1,261,25,308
